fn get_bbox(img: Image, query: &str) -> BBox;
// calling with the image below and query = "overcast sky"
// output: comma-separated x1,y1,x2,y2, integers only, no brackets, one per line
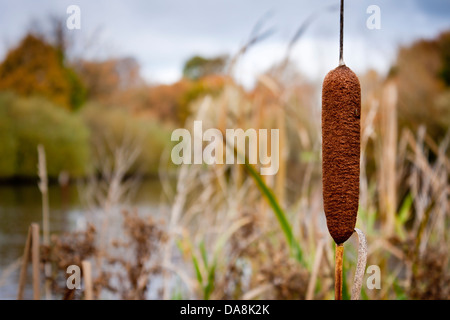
1,0,450,87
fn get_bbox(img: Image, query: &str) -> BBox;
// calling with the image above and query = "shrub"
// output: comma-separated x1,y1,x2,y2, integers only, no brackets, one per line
0,93,18,177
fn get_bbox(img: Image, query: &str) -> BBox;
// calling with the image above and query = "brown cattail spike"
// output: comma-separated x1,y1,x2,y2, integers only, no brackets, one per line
322,65,361,245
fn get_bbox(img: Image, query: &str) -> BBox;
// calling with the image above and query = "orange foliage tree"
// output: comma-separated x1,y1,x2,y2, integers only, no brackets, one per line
74,57,143,105
0,34,86,110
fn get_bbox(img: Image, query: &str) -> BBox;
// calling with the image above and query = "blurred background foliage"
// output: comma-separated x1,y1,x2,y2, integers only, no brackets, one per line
182,55,228,80
0,16,448,300
396,31,450,141
0,34,86,110
0,27,448,180
0,27,230,180
0,92,89,178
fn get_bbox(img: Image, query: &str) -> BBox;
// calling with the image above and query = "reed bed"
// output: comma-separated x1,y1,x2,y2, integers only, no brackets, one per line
154,47,449,299
3,13,449,301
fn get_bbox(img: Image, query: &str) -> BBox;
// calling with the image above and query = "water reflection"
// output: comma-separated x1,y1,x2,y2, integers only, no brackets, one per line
0,178,167,299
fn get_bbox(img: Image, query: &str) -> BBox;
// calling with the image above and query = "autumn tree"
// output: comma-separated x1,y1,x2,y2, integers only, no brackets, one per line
396,31,450,141
183,55,227,80
0,33,86,110
75,57,143,103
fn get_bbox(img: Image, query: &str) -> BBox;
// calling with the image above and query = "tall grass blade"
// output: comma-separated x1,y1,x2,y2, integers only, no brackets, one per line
244,161,305,265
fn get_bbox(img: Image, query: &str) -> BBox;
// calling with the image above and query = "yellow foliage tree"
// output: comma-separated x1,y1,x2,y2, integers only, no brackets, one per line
0,34,85,110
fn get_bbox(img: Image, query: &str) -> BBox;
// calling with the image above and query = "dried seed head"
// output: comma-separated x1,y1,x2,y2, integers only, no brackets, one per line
322,65,361,244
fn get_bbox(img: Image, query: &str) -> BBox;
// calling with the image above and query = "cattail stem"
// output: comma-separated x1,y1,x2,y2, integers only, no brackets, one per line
334,243,344,300
339,0,345,66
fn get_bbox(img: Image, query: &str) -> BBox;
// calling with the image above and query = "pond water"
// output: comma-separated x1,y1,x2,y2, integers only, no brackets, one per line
0,178,168,299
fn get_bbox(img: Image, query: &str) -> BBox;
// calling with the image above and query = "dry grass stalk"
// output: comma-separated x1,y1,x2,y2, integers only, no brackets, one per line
17,225,32,300
306,238,325,300
37,145,50,246
31,223,41,300
376,81,398,237
334,244,344,300
81,260,93,300
351,228,368,300
37,144,52,300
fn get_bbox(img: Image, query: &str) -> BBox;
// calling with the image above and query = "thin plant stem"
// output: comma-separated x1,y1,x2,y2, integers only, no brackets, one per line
37,145,49,246
37,144,51,300
335,243,344,300
351,228,368,300
339,0,345,66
